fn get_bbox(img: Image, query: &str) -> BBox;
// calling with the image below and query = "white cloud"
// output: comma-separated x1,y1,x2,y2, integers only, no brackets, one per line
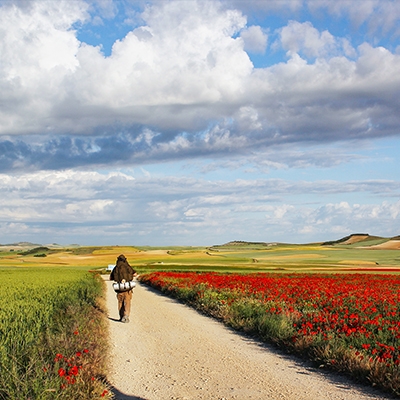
107,1,251,105
298,200,400,238
0,1,88,134
1,169,399,245
228,0,303,14
279,20,337,58
1,0,399,246
88,0,118,20
65,199,114,218
273,205,295,219
0,1,85,76
308,0,400,35
0,0,399,157
236,106,263,131
240,25,268,54
0,0,257,137
276,20,359,63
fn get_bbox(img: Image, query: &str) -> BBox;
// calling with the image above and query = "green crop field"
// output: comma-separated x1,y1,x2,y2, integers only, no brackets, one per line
0,267,111,399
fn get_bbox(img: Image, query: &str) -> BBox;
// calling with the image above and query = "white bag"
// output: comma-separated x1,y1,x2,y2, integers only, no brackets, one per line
113,281,136,292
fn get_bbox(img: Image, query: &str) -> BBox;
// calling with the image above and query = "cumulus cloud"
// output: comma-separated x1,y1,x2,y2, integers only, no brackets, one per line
0,0,252,136
1,0,399,246
235,0,400,38
227,0,303,14
1,169,399,245
0,0,399,174
307,0,400,36
240,25,268,54
278,20,352,59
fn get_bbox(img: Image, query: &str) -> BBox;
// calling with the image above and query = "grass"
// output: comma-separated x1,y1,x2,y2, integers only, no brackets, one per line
0,267,111,399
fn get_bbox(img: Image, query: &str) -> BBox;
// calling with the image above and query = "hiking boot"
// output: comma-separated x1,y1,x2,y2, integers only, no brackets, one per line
121,316,127,323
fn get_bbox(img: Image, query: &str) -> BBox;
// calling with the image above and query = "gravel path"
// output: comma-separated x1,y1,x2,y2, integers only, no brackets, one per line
104,277,392,400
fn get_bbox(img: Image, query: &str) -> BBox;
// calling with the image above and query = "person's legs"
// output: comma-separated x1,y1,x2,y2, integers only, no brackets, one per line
123,290,133,322
117,292,125,320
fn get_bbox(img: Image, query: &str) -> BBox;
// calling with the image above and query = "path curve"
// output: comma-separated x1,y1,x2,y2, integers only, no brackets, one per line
104,277,391,400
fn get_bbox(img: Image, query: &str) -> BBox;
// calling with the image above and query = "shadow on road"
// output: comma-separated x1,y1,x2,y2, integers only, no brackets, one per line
109,385,147,400
108,316,121,322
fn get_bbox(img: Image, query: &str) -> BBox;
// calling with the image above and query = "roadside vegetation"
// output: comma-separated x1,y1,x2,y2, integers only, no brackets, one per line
0,267,111,399
139,271,400,396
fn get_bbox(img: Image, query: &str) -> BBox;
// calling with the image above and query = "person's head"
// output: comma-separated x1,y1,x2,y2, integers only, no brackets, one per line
117,254,126,262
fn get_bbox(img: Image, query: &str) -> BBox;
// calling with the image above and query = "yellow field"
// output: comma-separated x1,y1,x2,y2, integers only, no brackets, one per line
1,236,400,274
0,246,139,268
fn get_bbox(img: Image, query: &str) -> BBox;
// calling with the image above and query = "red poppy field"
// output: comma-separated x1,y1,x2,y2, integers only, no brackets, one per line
140,271,400,395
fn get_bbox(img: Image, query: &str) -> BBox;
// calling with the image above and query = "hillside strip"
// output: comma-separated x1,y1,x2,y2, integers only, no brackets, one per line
104,277,391,400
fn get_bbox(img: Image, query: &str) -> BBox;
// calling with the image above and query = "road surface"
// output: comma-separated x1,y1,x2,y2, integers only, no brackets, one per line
104,278,391,400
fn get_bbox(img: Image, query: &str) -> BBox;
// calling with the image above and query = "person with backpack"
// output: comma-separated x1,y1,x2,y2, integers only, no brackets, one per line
110,254,137,323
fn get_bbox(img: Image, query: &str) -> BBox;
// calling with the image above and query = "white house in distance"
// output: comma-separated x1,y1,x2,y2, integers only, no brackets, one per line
107,264,114,271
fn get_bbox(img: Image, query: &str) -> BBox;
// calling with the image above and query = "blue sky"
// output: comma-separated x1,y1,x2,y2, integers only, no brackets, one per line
0,0,400,246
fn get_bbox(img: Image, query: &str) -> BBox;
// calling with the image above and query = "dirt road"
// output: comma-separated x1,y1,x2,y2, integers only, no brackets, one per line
104,278,391,400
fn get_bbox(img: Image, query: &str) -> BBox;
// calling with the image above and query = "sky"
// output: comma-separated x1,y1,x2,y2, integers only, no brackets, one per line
0,0,400,247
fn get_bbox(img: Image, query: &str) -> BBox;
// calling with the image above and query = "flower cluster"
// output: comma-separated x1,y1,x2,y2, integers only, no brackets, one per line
54,348,90,388
141,272,400,366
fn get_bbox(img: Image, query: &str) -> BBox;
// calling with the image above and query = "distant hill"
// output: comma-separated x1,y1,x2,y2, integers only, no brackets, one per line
322,234,372,246
0,242,42,251
220,241,271,247
211,234,400,250
209,241,278,251
44,243,82,249
322,233,400,249
2,235,399,251
2,241,42,247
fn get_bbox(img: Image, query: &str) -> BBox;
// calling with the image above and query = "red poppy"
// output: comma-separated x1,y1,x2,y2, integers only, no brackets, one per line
69,366,79,376
141,270,400,366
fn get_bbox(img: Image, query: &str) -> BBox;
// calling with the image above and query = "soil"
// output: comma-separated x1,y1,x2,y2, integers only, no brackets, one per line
103,277,393,400
368,240,400,250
